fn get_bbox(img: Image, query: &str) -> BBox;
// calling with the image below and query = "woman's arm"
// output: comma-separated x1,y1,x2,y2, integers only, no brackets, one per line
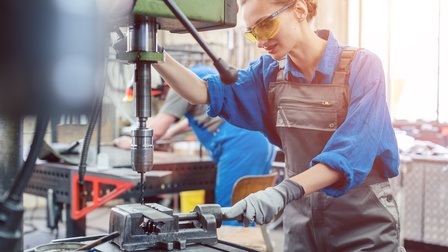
153,53,210,105
290,163,344,196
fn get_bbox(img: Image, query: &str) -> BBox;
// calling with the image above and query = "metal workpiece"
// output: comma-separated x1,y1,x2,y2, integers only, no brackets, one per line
109,203,223,251
131,127,154,174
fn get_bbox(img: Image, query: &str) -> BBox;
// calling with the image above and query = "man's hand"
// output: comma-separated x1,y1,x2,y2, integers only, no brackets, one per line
223,179,304,226
113,136,132,150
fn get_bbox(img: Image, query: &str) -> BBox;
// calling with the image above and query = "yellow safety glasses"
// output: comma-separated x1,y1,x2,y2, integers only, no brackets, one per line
243,2,295,43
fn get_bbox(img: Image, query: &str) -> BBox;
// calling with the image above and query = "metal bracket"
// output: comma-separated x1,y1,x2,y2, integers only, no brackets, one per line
71,174,134,220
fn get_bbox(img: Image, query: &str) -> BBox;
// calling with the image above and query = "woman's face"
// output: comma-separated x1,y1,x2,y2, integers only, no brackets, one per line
242,1,300,60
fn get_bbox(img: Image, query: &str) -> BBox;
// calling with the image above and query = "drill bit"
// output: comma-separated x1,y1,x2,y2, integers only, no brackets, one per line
140,173,144,205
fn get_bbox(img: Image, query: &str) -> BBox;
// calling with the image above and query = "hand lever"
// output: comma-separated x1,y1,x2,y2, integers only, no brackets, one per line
162,0,238,84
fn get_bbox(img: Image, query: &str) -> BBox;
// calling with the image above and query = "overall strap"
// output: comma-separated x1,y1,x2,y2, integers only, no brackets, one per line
276,47,362,83
332,47,362,85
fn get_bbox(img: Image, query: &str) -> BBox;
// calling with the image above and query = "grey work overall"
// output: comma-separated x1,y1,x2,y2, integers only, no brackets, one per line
268,48,401,251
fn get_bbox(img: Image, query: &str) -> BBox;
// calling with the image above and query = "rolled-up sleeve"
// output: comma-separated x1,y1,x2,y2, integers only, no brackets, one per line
205,57,280,143
206,75,225,118
311,50,399,197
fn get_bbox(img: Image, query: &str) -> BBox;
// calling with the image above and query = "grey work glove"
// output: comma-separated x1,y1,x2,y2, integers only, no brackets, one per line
224,179,304,227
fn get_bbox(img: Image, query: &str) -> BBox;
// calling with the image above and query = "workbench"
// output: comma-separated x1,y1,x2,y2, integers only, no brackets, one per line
391,155,448,249
25,233,259,252
25,147,216,238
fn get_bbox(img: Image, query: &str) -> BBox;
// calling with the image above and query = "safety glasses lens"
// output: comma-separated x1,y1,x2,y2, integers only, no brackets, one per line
254,17,280,39
243,31,257,42
244,17,281,42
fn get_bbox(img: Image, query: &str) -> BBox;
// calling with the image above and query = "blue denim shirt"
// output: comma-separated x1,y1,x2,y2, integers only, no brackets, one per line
205,30,399,197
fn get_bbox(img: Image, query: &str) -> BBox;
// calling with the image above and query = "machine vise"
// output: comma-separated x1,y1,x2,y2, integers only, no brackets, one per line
109,203,223,251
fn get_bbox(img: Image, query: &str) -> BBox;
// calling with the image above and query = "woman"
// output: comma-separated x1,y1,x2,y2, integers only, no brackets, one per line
153,0,403,250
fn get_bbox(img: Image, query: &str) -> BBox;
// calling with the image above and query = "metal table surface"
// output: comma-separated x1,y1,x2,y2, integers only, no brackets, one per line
25,234,259,252
25,148,217,237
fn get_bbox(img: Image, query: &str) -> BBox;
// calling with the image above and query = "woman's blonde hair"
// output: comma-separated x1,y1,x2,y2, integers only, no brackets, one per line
239,0,318,21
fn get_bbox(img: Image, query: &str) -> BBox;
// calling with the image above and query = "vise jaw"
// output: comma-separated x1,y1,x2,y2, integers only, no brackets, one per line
109,203,223,251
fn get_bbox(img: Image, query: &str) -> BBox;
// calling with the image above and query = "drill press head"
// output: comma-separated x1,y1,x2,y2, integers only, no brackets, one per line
97,0,237,33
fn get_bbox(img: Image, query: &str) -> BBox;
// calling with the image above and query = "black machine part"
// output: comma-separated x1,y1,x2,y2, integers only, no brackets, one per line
0,115,49,251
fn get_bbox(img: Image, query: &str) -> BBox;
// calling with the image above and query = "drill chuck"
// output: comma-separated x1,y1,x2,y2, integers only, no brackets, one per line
131,128,154,173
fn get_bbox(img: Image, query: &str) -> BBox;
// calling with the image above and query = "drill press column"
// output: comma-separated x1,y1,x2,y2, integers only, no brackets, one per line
128,17,158,204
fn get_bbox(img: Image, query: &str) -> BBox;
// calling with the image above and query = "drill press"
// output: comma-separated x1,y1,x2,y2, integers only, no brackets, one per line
110,0,238,205
105,0,241,250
